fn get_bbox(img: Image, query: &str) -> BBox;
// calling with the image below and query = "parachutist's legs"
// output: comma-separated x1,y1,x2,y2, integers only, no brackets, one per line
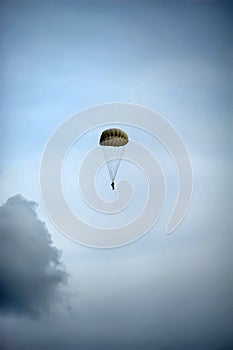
111,182,115,190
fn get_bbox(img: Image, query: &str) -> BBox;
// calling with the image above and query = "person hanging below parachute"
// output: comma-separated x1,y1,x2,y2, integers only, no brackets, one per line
99,128,129,190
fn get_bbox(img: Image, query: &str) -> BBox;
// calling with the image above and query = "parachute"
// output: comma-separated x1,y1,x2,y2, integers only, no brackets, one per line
99,128,128,190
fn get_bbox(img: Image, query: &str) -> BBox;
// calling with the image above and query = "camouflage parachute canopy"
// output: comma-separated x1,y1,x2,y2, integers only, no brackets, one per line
99,128,128,147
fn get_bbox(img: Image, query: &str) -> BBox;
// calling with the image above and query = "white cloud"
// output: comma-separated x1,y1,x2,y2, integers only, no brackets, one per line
0,195,68,317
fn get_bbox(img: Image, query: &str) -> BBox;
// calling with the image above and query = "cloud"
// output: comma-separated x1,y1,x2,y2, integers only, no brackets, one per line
0,195,68,317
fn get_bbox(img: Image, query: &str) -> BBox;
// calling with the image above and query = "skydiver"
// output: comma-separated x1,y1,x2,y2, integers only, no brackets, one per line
111,181,115,190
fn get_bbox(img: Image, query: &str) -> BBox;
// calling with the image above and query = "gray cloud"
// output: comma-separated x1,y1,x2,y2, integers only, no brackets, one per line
0,195,68,317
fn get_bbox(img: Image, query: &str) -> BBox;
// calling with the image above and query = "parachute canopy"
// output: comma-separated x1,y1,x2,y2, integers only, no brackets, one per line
99,128,128,147
99,128,129,185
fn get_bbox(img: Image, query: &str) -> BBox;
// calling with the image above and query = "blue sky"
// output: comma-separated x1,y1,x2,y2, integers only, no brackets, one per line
0,1,232,349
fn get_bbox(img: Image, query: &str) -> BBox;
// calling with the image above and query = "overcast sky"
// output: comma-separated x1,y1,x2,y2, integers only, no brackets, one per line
0,1,232,349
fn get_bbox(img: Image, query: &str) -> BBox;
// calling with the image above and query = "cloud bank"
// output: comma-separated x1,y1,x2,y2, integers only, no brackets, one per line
0,195,68,317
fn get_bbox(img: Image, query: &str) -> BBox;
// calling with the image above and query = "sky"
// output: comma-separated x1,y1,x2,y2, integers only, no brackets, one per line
0,0,232,349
